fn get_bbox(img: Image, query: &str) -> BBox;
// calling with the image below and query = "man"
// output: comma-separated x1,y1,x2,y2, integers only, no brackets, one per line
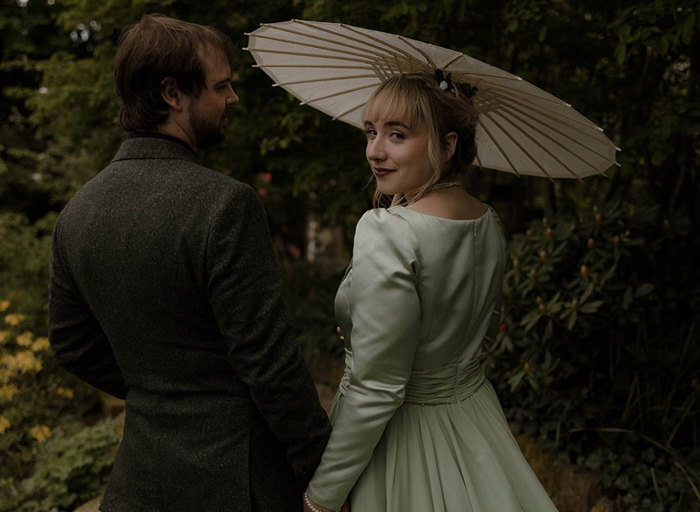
48,14,331,512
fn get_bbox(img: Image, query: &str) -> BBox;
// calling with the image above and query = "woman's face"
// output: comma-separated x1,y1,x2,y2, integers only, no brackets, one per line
364,113,433,197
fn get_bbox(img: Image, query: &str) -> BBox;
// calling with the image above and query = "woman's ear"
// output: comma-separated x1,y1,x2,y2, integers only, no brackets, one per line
444,132,458,161
161,77,183,111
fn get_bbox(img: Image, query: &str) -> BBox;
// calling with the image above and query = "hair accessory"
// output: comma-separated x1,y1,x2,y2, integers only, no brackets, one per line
434,69,454,93
464,83,479,98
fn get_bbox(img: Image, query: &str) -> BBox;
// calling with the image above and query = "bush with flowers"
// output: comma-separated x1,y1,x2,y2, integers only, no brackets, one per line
485,201,700,511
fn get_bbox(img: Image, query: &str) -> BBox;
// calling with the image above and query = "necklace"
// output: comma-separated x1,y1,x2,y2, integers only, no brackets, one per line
424,181,462,193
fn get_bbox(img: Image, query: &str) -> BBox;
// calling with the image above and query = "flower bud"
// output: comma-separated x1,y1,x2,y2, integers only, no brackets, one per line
539,250,547,262
546,228,554,240
580,265,589,278
587,238,595,250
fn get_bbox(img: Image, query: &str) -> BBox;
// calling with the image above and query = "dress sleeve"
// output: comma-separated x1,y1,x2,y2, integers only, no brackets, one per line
306,209,421,509
48,222,128,399
205,184,331,488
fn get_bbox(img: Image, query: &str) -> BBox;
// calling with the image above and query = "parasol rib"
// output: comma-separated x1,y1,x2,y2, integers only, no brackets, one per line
489,111,583,179
260,23,394,60
290,20,422,66
271,74,377,87
246,33,415,65
486,85,603,129
254,63,376,70
466,78,572,107
332,101,366,122
489,89,618,147
300,83,378,105
492,94,618,167
493,108,601,177
245,47,386,65
398,36,438,68
483,112,557,179
338,23,428,65
477,120,523,177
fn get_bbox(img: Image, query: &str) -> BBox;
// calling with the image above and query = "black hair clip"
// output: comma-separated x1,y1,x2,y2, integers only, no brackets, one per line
464,84,478,98
434,69,454,93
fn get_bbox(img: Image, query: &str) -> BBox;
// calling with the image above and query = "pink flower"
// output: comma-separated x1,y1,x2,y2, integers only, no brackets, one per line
257,188,268,197
258,172,272,183
287,243,301,259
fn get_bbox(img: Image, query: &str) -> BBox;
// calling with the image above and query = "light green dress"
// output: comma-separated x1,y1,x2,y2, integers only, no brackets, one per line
306,206,559,512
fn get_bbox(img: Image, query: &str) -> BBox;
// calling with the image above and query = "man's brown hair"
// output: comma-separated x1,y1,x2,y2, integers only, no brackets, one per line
114,14,235,132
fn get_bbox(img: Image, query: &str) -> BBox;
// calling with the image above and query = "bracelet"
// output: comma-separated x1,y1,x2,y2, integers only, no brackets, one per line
304,492,339,512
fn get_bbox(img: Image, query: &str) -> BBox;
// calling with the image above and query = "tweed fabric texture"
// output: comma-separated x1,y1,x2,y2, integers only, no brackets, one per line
48,136,330,512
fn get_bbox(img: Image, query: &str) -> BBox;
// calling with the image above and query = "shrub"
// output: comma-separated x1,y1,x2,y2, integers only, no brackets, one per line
0,418,119,512
485,200,700,510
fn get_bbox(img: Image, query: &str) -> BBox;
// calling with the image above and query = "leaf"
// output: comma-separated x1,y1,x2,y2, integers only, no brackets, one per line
538,26,547,42
581,281,595,303
567,310,577,330
680,13,696,46
635,283,654,297
580,300,603,314
543,319,553,342
614,44,627,66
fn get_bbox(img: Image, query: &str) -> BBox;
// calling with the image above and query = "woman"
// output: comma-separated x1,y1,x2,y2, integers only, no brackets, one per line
303,73,559,512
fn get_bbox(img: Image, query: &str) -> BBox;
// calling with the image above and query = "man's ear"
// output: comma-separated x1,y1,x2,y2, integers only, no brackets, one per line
444,132,458,161
161,77,183,111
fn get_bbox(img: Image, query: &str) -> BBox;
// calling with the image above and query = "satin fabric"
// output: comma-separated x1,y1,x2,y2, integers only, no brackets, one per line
306,206,559,511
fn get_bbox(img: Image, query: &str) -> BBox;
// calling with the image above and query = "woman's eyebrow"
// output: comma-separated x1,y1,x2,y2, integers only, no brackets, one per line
363,120,410,130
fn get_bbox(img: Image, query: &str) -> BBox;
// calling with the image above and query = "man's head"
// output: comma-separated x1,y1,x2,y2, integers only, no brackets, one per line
114,14,238,149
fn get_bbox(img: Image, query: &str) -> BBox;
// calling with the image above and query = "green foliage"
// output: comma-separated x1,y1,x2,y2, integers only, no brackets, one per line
485,200,700,509
0,212,55,321
0,418,119,512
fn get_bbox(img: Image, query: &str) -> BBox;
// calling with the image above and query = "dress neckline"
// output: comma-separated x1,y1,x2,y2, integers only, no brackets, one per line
390,205,492,224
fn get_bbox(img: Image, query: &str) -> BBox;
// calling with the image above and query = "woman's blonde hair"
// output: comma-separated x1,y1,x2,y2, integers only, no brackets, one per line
363,73,478,206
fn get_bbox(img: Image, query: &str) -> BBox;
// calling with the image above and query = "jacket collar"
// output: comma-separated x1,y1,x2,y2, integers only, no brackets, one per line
111,133,197,163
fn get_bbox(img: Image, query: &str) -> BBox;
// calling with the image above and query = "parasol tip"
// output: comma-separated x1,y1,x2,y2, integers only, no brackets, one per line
615,146,622,152
242,47,249,51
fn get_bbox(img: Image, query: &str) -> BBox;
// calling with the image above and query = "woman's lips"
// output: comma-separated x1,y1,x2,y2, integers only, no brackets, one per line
372,167,395,177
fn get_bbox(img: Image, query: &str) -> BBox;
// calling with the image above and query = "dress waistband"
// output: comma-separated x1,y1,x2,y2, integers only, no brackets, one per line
339,350,485,405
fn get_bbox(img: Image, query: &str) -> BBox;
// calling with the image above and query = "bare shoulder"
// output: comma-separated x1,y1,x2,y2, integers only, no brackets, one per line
407,189,488,220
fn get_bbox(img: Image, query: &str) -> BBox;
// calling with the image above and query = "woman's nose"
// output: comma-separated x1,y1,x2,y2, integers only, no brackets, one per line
366,139,385,161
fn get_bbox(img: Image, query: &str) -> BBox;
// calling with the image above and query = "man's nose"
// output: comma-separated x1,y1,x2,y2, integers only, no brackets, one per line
228,87,239,105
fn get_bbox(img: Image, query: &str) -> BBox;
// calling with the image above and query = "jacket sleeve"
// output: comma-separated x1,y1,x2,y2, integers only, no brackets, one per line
306,209,421,509
48,222,128,398
205,184,331,488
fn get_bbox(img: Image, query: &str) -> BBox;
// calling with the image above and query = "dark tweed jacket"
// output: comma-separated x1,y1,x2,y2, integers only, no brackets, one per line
48,135,331,512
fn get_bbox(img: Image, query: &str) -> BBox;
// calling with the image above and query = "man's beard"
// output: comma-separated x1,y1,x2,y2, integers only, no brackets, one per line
192,113,226,149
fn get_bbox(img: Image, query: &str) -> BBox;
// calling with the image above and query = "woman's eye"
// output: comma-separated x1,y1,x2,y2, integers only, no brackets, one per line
390,132,406,140
365,129,377,138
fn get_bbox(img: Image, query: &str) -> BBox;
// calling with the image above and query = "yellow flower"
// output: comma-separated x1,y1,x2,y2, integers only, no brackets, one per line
16,331,33,347
0,369,10,384
0,300,9,312
31,337,50,353
0,416,10,435
0,384,19,402
30,425,52,443
2,351,42,374
0,331,9,344
4,314,26,327
57,387,74,399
